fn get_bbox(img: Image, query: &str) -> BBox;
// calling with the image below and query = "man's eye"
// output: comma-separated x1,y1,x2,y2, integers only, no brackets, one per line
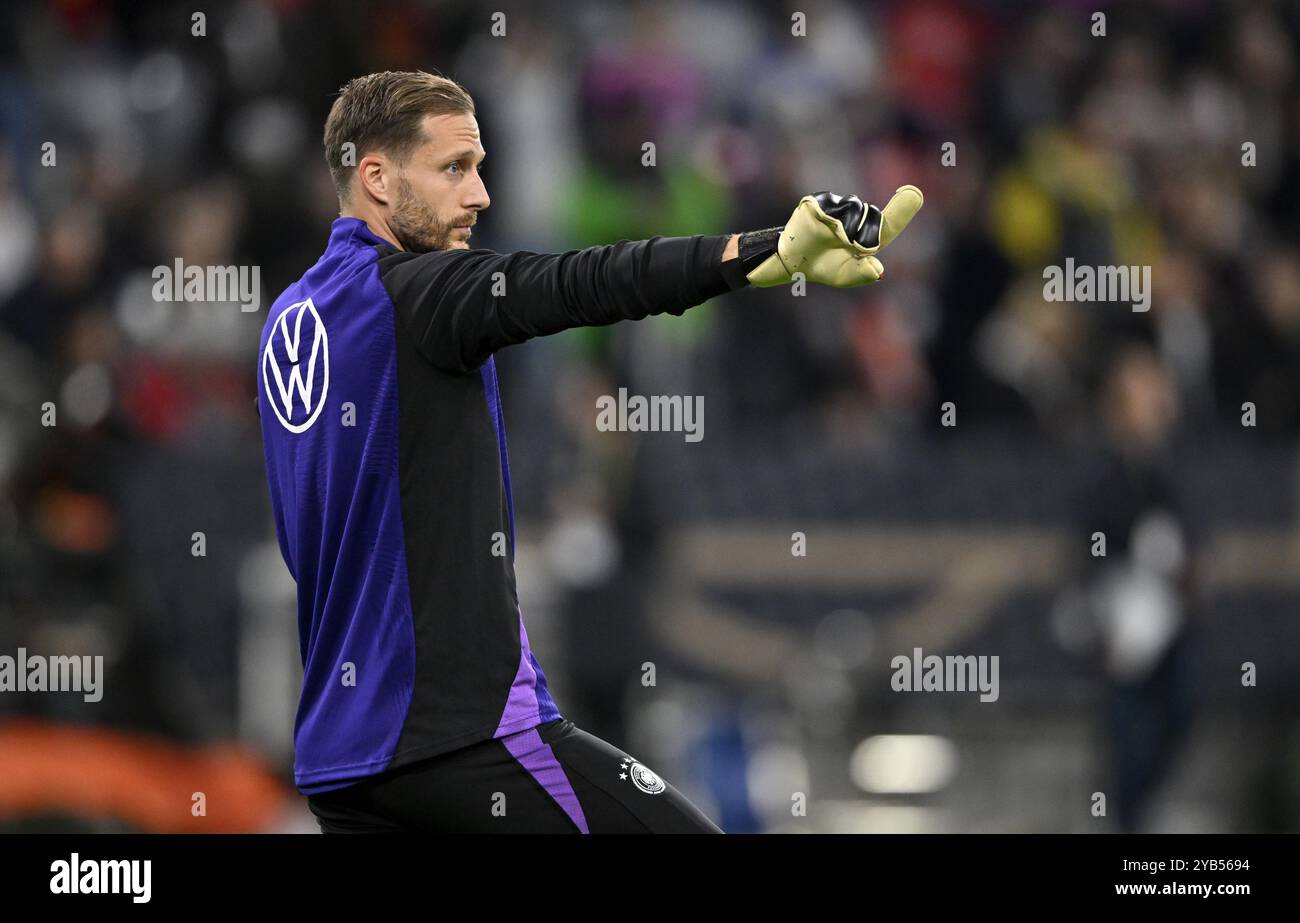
446,162,461,175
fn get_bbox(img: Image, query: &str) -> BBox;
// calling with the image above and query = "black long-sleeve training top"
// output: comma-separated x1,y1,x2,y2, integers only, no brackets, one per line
257,216,744,793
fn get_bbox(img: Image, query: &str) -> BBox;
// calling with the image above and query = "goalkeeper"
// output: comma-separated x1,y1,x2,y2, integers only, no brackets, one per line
256,70,922,834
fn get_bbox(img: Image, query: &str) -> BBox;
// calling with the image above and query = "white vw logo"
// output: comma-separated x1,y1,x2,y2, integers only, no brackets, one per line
263,297,329,433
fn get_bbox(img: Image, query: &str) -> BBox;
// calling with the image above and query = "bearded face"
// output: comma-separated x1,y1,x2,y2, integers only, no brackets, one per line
389,173,477,253
344,111,489,253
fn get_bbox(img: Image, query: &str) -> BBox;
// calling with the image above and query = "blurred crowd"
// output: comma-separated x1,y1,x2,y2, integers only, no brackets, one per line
0,0,1297,832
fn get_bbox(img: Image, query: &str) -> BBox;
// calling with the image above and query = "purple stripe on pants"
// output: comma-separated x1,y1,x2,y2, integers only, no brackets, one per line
501,727,589,834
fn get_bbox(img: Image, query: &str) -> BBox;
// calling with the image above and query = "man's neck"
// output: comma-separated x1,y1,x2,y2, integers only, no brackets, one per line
342,207,403,251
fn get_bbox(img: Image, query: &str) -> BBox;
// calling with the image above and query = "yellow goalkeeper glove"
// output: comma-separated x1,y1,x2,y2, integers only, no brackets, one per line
743,187,924,288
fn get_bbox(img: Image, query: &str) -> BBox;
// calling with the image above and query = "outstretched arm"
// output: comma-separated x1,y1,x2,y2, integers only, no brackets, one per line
376,185,922,374
377,233,747,373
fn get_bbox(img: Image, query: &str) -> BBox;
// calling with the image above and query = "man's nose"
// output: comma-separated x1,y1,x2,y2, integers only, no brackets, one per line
466,172,490,211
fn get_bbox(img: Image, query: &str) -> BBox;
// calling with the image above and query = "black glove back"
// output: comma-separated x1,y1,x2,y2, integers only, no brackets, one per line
812,191,882,250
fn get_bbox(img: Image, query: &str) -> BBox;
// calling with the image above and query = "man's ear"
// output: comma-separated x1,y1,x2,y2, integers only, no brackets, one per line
357,153,392,206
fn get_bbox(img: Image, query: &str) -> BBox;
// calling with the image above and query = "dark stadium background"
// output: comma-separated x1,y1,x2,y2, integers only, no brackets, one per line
0,0,1297,833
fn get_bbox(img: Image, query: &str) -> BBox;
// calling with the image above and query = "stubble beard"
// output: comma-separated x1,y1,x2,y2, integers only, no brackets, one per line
390,175,466,252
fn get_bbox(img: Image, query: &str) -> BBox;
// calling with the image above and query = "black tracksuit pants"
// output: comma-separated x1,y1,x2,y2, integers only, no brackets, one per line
306,718,723,834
